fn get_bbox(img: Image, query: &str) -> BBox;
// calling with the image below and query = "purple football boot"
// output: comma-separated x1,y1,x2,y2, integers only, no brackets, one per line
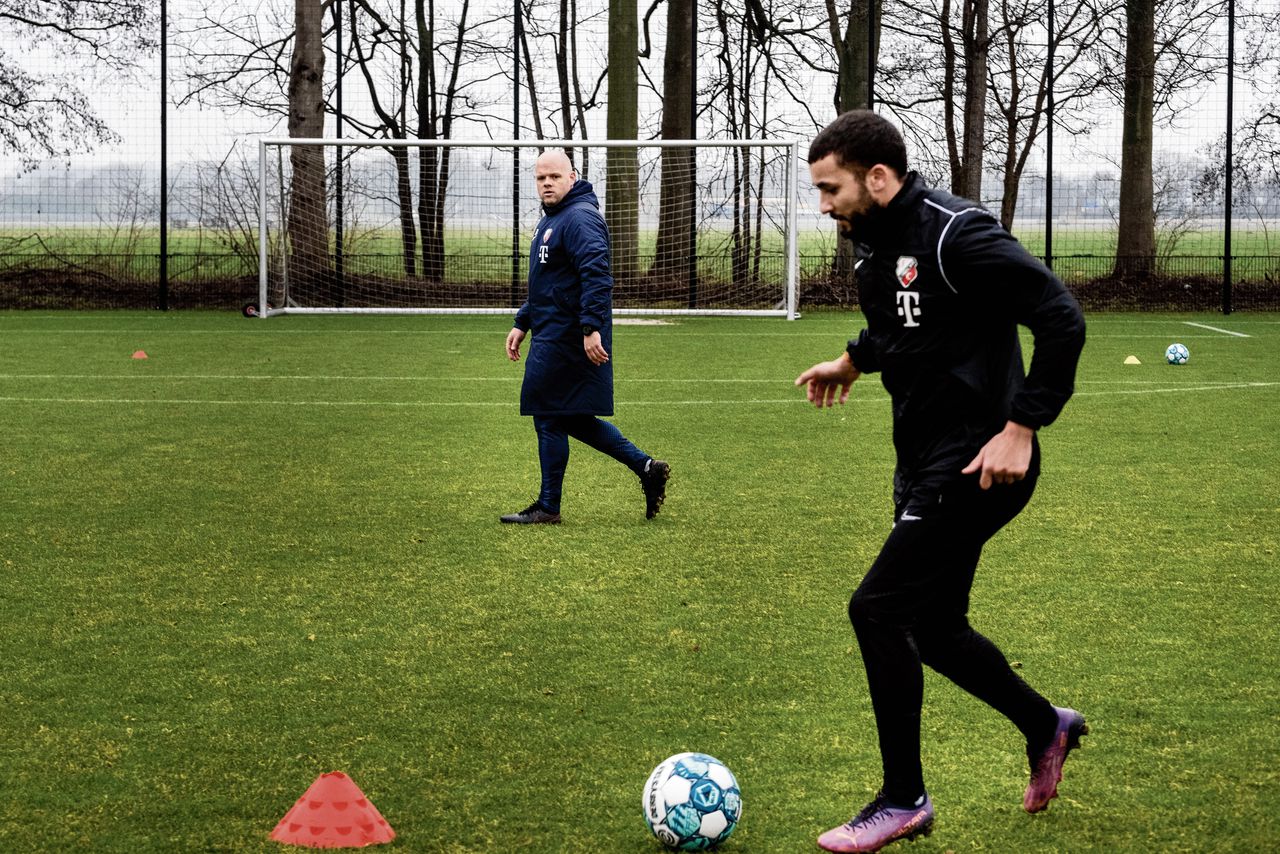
817,792,934,853
1024,706,1088,813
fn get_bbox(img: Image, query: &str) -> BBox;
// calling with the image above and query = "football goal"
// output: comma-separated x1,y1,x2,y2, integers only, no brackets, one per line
257,138,800,318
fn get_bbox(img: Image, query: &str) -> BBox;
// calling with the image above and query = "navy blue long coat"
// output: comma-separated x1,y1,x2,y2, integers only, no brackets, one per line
514,180,614,417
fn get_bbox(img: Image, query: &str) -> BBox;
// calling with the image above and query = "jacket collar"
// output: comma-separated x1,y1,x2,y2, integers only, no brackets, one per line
860,171,925,245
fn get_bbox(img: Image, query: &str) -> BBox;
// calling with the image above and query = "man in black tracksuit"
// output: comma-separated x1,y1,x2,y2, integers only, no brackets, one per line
796,111,1089,853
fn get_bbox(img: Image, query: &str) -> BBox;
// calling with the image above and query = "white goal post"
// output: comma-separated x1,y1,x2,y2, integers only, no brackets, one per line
257,138,800,319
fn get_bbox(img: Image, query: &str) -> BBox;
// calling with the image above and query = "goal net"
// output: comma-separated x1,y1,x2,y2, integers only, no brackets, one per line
257,139,799,318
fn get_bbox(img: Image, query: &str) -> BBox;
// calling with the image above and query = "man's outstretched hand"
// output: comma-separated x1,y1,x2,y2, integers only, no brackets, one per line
795,352,860,408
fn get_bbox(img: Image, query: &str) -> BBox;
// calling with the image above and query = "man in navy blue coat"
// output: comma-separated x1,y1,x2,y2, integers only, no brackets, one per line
502,149,669,524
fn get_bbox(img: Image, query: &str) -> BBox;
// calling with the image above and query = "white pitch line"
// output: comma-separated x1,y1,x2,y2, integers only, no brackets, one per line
0,395,820,408
0,328,838,337
2,383,1276,409
0,376,788,386
1182,321,1252,337
0,372,1264,386
0,375,1268,393
0,330,1266,344
1074,382,1278,396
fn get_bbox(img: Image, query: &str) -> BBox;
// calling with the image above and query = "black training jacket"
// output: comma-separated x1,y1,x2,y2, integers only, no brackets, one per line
844,172,1086,503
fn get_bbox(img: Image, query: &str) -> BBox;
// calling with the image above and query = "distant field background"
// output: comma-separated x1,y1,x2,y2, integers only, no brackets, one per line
0,310,1277,851
3,225,1278,284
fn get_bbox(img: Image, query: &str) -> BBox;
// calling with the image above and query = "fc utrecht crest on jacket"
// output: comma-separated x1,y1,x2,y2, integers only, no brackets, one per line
895,256,922,327
896,256,919,287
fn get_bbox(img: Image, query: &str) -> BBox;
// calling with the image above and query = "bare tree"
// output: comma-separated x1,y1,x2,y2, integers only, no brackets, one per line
187,146,271,273
986,0,1108,230
711,0,750,286
705,0,833,292
827,0,879,114
607,0,640,285
179,1,331,283
516,0,607,176
942,0,990,198
568,0,594,175
1092,0,1235,278
348,0,418,277
417,0,472,283
1197,110,1280,261
648,0,696,287
518,0,547,141
340,0,481,281
0,0,156,167
1110,0,1155,278
287,0,331,288
178,4,296,122
865,1,991,197
182,0,494,285
556,0,574,144
824,0,880,288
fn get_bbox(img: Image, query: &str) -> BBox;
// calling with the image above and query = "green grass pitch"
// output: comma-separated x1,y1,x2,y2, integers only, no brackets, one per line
0,310,1277,852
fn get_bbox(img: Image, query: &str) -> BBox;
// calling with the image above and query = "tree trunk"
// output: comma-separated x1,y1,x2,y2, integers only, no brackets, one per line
829,0,876,114
347,0,417,282
1114,0,1156,280
607,0,640,288
287,0,330,291
518,2,546,141
416,0,466,285
998,14,1022,231
570,0,590,180
649,0,695,287
556,0,574,145
732,4,747,286
417,0,442,283
957,0,988,199
827,0,879,294
394,146,417,278
752,92,767,286
999,122,1021,230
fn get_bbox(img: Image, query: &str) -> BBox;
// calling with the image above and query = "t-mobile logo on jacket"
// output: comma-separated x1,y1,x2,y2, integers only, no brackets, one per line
539,244,550,264
896,291,921,327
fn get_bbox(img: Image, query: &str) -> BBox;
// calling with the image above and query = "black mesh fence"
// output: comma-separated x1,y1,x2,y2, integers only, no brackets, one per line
1,1,1277,313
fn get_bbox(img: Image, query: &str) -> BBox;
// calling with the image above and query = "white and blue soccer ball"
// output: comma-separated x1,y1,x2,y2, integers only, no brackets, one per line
642,752,742,850
1166,342,1190,365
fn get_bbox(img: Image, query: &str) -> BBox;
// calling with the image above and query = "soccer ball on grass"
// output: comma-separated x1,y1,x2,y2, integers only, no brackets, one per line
1165,342,1190,365
642,752,741,850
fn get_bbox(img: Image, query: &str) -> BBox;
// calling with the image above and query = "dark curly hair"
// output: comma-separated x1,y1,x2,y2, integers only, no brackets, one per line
807,110,908,178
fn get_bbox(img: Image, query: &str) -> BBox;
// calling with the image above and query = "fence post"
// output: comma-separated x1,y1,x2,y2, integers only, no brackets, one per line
334,2,345,307
1045,0,1054,271
159,0,169,310
511,0,522,309
258,140,268,316
687,3,698,310
1223,0,1235,315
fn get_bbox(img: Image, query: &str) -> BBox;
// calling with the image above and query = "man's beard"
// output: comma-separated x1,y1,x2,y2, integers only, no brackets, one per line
834,206,881,242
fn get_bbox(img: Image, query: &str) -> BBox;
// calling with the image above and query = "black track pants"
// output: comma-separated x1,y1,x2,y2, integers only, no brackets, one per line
847,462,1059,804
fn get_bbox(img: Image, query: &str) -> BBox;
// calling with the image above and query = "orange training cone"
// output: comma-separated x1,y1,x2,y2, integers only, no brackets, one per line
270,771,395,849
132,350,148,359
